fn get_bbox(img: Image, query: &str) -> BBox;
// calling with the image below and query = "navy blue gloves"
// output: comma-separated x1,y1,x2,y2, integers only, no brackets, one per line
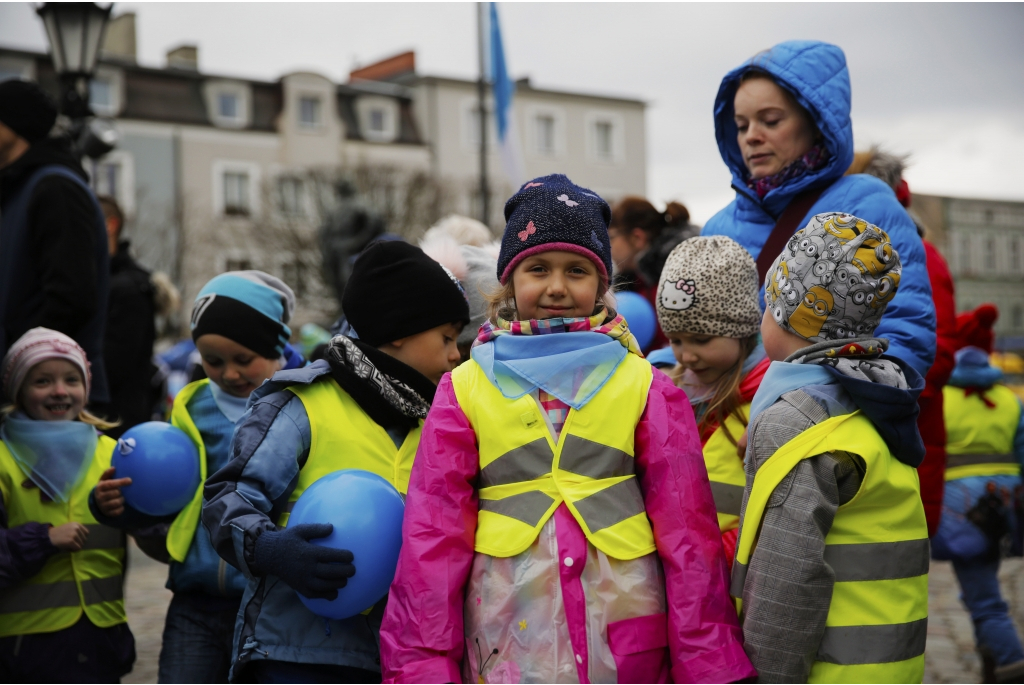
252,523,355,600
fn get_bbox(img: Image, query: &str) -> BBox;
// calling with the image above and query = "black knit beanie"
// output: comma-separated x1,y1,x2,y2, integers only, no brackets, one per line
0,80,58,143
343,241,470,346
497,174,612,285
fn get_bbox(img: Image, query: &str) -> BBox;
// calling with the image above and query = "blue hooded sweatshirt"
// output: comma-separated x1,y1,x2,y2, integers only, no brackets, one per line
701,40,936,379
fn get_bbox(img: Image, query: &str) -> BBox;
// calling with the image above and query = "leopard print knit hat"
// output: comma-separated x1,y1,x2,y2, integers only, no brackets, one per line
656,236,761,338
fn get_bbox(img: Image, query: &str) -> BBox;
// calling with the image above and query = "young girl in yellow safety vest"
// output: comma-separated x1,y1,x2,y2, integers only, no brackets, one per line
654,236,769,566
380,175,755,684
0,328,134,681
91,271,304,683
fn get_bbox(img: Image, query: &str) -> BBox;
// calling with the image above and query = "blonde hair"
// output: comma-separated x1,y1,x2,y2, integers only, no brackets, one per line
673,334,760,445
483,279,616,323
1,402,120,431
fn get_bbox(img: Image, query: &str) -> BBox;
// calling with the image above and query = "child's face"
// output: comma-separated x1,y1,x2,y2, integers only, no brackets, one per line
760,308,810,362
18,359,86,421
196,334,281,398
667,333,743,385
511,251,601,320
382,322,464,385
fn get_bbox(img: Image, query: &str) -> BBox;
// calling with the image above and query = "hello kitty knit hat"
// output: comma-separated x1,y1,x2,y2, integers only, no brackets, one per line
656,236,761,338
497,174,612,286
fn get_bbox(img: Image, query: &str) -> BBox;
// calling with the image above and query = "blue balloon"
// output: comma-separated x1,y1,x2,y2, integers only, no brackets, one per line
616,291,658,350
288,470,406,620
111,422,201,516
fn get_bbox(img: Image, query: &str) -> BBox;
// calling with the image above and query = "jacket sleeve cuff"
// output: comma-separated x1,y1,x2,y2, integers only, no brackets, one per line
672,640,757,684
384,656,462,684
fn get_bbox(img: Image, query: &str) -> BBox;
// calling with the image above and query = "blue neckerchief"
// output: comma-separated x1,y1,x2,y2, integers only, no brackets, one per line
209,382,250,424
0,413,97,503
748,361,836,427
471,332,627,410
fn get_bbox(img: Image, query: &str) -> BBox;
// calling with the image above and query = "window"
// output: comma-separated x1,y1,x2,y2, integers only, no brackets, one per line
984,237,996,271
90,79,112,112
1011,237,1021,273
278,177,305,218
1014,305,1024,331
223,171,250,216
959,236,971,274
224,258,253,273
535,115,555,156
218,93,240,121
595,122,613,160
368,108,387,134
299,96,321,128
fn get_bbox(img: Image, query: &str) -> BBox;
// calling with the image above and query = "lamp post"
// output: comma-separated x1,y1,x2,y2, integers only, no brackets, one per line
36,2,116,158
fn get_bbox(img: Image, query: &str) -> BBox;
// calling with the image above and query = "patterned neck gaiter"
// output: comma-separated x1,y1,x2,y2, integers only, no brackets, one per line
746,143,831,199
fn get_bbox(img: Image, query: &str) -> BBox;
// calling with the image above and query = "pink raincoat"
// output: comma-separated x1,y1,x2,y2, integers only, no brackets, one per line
380,370,755,684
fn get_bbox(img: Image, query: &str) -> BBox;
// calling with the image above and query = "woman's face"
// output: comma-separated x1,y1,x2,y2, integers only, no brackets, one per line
667,333,743,386
511,251,602,321
196,334,281,398
734,76,818,180
18,359,87,421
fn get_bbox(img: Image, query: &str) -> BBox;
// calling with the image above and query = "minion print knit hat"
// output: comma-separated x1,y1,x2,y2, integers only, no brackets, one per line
764,212,902,343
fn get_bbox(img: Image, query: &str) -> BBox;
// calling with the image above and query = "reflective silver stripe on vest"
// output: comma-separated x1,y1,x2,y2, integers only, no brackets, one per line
947,453,1017,469
817,618,927,665
730,561,747,598
824,539,930,582
558,435,634,480
82,525,124,551
479,439,553,488
573,478,646,533
0,576,123,615
479,491,555,527
710,482,744,517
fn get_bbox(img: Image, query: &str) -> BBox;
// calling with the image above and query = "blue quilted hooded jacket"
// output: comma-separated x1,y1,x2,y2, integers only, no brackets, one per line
701,40,936,377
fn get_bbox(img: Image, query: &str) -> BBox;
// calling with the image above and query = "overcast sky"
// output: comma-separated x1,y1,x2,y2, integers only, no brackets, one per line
2,2,1022,223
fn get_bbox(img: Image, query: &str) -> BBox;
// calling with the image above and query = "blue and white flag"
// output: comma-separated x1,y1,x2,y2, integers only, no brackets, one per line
487,2,526,186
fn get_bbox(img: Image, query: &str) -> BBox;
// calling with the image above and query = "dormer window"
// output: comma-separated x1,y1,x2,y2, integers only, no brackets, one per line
368,108,386,134
299,96,322,129
218,93,240,121
205,80,252,129
357,96,398,143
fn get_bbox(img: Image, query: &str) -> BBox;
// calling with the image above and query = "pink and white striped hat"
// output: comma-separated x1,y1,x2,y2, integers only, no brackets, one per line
2,328,91,402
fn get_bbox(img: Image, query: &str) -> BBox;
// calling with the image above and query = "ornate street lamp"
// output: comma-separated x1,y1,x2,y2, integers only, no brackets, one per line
36,2,115,155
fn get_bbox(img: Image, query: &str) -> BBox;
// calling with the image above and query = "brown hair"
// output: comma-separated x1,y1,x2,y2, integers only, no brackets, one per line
671,334,760,444
609,197,689,238
737,69,819,140
97,195,123,231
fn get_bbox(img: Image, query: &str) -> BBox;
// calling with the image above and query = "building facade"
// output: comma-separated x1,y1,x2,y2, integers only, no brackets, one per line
0,17,647,331
914,193,1024,348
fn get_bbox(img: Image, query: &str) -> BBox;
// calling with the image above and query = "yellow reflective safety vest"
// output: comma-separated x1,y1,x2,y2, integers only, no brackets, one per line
0,433,126,638
166,379,211,562
703,405,749,533
278,377,422,527
943,384,1021,482
733,411,929,684
451,353,656,560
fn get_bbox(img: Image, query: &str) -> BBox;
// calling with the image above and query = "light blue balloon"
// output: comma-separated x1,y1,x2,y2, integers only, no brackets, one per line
616,291,658,350
289,470,406,620
111,422,201,516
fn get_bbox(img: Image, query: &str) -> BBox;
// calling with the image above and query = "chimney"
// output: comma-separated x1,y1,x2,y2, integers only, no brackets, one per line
166,45,198,71
101,13,137,63
349,51,415,82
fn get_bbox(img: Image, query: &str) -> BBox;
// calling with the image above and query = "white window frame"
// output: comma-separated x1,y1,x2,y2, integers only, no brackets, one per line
585,110,626,164
88,149,135,218
89,65,124,117
205,80,252,129
525,104,566,159
460,97,497,152
298,95,323,130
355,96,398,143
276,175,308,219
212,160,261,218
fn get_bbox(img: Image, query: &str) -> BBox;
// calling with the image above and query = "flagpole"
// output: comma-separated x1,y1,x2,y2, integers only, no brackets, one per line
477,1,489,226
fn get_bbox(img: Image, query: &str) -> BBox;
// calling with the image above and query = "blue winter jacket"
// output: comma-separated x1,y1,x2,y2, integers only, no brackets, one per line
701,40,936,378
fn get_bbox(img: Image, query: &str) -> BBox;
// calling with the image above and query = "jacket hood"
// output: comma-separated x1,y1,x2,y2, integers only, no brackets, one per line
0,136,86,205
714,41,855,217
820,354,926,467
948,345,1003,388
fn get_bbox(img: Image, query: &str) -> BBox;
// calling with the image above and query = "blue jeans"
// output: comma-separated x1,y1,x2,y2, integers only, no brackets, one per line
158,592,240,683
952,557,1024,666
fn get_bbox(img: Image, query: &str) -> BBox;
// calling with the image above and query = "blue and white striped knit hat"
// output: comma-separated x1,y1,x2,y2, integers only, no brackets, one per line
190,271,295,359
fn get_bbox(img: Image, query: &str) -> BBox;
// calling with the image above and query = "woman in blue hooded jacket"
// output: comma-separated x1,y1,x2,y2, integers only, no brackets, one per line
702,40,936,378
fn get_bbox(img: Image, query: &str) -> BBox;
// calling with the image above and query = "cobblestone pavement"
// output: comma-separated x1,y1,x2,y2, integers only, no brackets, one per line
116,539,1024,684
